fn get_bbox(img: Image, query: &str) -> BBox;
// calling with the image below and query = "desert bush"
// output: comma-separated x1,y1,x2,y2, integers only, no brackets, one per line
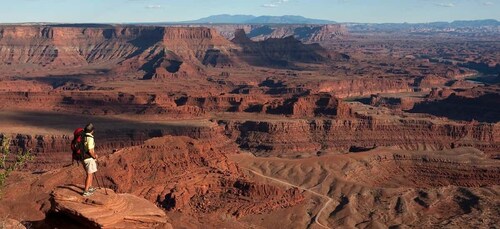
0,137,33,195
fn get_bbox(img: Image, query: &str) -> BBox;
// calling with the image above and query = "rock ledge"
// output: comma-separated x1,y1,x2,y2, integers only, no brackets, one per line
50,185,170,229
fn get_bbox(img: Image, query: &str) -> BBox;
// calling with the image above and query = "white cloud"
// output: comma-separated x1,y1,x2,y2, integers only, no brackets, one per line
261,0,291,8
482,1,494,6
262,3,278,8
145,4,162,9
434,2,455,7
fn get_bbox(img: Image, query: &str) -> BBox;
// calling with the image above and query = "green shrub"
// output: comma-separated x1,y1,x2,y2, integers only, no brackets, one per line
0,137,34,195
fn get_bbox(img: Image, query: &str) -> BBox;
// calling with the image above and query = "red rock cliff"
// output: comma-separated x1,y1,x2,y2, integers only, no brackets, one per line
0,25,236,78
222,117,500,157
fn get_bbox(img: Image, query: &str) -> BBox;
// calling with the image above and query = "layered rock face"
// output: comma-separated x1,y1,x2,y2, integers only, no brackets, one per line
0,84,362,120
409,85,500,123
224,76,413,102
127,27,239,79
0,93,351,166
0,119,228,168
99,136,304,218
0,26,139,66
282,94,351,117
345,148,499,188
0,91,205,116
50,185,170,229
232,29,329,67
222,115,499,157
313,78,415,98
205,24,348,43
0,25,334,79
0,25,237,78
368,94,418,111
173,93,351,117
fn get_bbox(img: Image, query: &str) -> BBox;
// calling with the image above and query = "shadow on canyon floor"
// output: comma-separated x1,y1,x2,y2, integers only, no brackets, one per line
408,93,500,123
0,110,212,136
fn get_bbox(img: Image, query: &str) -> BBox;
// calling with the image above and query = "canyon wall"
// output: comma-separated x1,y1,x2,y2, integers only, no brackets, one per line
346,149,500,188
202,24,348,42
0,122,231,168
0,91,205,117
0,90,351,118
0,25,237,78
0,25,333,78
313,78,416,98
221,117,500,157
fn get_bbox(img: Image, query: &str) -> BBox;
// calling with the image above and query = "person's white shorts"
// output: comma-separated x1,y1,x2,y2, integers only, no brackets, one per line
83,158,98,174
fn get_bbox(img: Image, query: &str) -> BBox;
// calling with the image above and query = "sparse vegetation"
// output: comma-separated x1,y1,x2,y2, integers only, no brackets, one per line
0,137,34,196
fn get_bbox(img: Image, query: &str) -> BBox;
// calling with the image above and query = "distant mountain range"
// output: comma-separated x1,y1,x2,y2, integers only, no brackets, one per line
346,19,500,33
169,15,500,27
4,17,498,30
178,15,336,24
347,19,500,27
426,19,500,27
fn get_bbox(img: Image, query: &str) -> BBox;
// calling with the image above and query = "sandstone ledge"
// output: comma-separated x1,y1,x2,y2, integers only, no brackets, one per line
50,185,171,229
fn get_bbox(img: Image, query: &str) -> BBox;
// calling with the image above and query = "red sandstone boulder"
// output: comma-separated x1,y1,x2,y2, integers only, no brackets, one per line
51,185,171,229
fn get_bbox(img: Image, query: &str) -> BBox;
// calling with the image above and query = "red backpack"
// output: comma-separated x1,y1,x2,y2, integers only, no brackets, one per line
71,128,86,162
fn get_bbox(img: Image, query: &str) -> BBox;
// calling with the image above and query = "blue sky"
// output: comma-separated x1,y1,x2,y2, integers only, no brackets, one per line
0,0,499,23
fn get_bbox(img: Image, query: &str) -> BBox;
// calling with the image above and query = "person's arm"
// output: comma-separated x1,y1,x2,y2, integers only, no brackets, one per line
89,148,98,159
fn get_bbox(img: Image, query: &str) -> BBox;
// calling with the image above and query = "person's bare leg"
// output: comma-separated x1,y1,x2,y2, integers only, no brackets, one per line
85,173,93,191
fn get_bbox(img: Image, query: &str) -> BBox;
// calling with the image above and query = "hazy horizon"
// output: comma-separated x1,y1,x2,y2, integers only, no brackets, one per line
1,0,499,24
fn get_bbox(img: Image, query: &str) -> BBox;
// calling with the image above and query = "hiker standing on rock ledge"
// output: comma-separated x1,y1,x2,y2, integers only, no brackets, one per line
82,123,98,197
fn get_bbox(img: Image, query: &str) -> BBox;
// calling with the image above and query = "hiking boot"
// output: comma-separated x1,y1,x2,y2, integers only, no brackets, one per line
88,187,97,193
82,191,94,197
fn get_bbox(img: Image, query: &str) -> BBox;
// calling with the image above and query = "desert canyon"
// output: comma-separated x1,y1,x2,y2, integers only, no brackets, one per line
0,20,498,229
